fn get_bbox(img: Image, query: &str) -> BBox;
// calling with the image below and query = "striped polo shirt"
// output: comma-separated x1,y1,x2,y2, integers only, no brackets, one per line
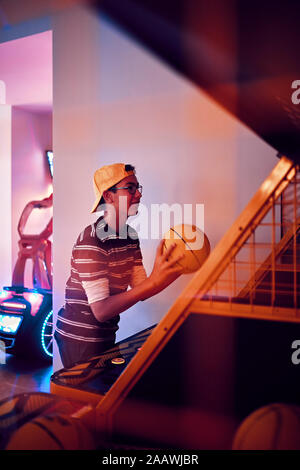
55,216,147,344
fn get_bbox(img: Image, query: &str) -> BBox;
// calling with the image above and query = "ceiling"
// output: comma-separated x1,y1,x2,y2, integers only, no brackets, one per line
97,0,300,163
0,1,299,160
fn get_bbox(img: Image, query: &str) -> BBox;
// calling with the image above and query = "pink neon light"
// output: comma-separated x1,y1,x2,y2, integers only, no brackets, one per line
23,292,43,316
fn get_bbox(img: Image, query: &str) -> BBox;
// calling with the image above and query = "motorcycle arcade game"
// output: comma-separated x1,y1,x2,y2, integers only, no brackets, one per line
0,194,53,362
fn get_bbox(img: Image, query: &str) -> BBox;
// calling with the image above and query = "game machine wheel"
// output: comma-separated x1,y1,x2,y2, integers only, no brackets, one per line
0,193,53,362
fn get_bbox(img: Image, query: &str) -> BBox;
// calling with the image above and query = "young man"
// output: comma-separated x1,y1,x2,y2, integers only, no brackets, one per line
54,163,183,368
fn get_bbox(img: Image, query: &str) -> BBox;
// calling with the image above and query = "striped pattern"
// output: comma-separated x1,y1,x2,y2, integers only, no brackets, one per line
55,216,146,344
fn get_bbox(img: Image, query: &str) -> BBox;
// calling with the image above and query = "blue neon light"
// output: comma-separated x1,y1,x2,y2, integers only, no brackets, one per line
46,151,53,178
0,315,22,334
41,310,53,357
0,291,10,301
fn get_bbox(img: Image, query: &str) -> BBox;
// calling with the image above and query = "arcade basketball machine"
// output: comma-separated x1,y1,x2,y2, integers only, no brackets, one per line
0,151,54,362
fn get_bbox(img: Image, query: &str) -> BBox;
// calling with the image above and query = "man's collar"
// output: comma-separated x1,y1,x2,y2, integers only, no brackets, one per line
95,216,132,241
95,216,116,241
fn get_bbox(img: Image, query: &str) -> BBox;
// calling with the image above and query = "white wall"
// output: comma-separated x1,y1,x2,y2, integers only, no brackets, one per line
53,6,277,370
0,104,12,288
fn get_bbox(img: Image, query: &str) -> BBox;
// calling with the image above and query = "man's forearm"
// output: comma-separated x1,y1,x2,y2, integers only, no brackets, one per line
90,242,183,323
90,278,155,323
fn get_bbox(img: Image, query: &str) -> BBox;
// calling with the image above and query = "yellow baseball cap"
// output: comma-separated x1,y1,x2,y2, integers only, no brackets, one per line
91,163,135,213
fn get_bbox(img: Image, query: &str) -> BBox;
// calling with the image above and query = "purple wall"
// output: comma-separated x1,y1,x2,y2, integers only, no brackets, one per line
11,107,52,288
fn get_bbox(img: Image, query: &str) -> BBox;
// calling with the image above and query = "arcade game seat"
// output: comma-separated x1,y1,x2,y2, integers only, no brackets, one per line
0,194,53,362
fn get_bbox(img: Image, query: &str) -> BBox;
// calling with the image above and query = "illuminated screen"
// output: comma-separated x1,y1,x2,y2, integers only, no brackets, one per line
46,150,53,178
0,315,22,334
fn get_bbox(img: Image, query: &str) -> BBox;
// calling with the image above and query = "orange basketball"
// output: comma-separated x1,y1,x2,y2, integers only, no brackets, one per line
232,403,300,450
163,224,210,274
6,413,95,450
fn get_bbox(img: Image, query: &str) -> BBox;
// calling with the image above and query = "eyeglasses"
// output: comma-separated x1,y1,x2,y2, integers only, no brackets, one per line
110,183,143,195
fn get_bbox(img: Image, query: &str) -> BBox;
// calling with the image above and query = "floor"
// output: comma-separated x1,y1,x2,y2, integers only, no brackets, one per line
0,353,52,402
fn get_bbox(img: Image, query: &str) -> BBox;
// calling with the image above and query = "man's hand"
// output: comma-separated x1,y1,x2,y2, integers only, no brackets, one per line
143,240,184,298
